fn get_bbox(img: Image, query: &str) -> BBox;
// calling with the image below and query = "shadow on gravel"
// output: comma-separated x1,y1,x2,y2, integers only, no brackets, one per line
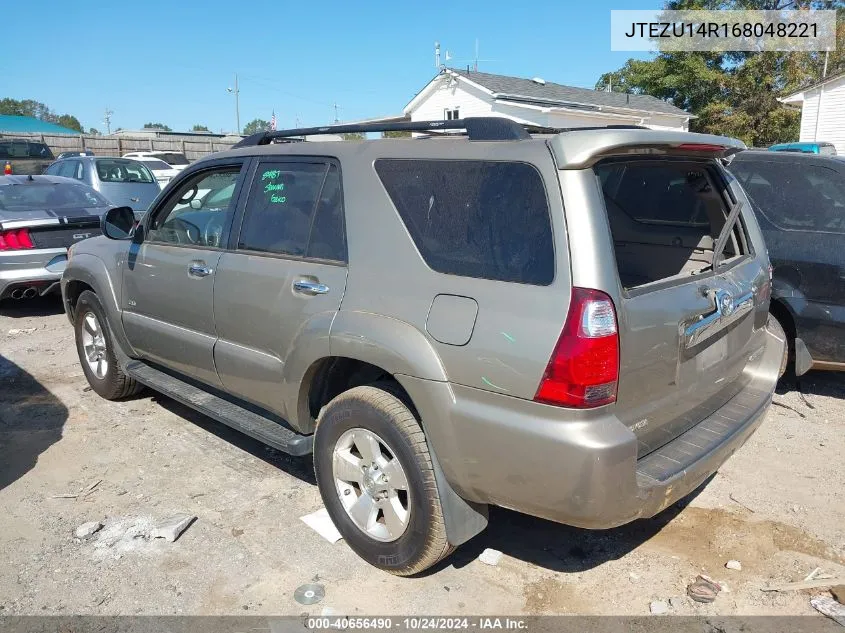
0,354,68,491
424,476,712,576
776,369,845,399
151,394,316,484
0,295,65,319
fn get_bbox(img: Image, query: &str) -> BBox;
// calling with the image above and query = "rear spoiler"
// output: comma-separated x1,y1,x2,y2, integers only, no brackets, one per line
549,130,746,170
0,215,101,232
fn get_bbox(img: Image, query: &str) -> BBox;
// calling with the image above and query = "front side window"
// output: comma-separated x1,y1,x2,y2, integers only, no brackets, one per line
375,159,554,285
238,162,339,258
730,160,845,233
146,167,241,247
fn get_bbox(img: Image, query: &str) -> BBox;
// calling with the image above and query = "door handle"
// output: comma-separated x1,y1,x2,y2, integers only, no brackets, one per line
293,280,330,295
188,263,212,278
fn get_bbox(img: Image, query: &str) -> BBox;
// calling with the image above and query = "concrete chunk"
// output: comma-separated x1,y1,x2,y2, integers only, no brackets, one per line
151,514,195,542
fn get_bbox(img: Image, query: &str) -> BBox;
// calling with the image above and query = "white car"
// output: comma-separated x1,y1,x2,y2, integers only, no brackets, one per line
129,157,180,188
122,151,190,172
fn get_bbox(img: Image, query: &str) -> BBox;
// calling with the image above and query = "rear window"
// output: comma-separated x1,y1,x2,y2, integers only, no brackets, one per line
140,159,172,171
596,163,710,227
94,159,155,184
156,153,190,166
0,182,109,210
730,160,845,233
0,140,54,160
374,159,554,285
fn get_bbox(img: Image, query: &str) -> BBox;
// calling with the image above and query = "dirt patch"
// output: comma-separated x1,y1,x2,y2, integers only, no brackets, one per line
647,506,845,573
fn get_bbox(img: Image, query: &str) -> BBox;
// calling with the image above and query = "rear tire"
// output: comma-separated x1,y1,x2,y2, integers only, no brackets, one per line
313,384,453,576
767,312,789,379
74,290,143,400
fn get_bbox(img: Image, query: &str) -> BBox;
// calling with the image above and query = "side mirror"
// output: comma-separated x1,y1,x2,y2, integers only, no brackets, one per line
101,206,136,240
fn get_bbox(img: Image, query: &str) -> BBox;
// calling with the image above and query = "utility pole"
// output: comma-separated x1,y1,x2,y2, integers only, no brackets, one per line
333,103,340,123
227,74,240,133
103,108,113,135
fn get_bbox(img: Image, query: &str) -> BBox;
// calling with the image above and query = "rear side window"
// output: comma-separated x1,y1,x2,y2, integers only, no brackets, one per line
374,159,554,285
238,162,346,262
730,160,845,234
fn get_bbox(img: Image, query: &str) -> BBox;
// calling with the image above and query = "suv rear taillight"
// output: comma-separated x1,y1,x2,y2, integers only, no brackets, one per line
0,228,35,251
534,287,619,408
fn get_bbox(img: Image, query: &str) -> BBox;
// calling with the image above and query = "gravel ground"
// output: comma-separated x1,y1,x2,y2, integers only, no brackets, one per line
1,296,843,617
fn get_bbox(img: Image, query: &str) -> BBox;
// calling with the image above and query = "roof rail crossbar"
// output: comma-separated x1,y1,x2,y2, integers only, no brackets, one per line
232,117,531,148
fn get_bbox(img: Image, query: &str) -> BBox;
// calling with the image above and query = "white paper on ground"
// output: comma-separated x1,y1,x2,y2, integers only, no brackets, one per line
300,508,343,543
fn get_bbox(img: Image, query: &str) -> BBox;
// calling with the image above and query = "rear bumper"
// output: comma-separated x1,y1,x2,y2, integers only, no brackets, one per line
399,326,783,529
0,249,67,299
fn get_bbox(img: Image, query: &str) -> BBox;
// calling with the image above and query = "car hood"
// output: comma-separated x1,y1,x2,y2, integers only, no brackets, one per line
97,182,161,212
0,205,108,225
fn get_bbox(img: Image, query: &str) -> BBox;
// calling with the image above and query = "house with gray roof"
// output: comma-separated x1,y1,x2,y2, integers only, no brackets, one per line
404,68,692,131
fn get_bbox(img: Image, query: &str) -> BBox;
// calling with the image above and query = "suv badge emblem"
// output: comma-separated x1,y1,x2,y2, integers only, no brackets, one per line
73,233,92,240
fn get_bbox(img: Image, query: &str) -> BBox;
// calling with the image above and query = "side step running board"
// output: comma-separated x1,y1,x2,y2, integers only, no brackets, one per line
125,361,313,456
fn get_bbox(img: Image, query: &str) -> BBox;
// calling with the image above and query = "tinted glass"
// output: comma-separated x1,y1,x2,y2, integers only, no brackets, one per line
238,162,327,256
375,159,554,285
156,153,190,166
306,165,346,262
140,159,173,171
0,182,109,209
730,160,845,233
94,159,155,184
595,163,711,227
0,141,54,159
147,168,241,247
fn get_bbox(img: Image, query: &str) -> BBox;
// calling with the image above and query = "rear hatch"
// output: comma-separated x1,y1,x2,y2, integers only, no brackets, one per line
557,135,769,457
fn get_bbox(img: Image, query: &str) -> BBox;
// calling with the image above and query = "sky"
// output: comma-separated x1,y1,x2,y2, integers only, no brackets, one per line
3,0,658,135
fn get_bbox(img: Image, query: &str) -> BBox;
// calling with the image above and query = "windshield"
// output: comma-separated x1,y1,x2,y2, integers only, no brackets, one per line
0,182,110,210
0,140,55,160
156,153,190,166
94,159,155,184
140,159,173,171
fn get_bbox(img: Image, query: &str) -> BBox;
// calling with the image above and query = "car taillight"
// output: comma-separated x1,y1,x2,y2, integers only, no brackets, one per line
0,228,34,251
534,287,619,408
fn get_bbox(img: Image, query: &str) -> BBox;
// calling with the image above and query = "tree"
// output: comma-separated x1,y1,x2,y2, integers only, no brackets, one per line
55,114,83,133
0,98,85,133
88,127,101,136
242,119,270,135
595,0,845,147
143,122,172,131
341,132,366,140
191,124,211,132
382,130,412,138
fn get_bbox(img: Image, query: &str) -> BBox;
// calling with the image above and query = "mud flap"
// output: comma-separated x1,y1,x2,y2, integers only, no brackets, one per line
794,338,813,376
428,446,488,546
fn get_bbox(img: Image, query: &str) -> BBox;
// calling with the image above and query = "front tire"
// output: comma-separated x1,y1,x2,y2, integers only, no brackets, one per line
74,290,142,400
313,384,452,576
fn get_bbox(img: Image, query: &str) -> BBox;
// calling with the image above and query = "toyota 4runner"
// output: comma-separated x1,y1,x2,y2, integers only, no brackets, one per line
61,118,785,575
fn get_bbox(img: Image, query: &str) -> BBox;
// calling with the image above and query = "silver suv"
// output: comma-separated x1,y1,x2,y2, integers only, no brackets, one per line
61,118,784,575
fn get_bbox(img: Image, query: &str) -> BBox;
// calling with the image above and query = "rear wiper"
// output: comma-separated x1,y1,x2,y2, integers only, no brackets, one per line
712,200,743,270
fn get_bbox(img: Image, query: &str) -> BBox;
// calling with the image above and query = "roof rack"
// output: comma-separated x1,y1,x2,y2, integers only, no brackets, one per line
231,118,650,148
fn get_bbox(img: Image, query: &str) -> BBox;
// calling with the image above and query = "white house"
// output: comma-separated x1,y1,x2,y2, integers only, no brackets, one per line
780,70,845,154
403,68,692,132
